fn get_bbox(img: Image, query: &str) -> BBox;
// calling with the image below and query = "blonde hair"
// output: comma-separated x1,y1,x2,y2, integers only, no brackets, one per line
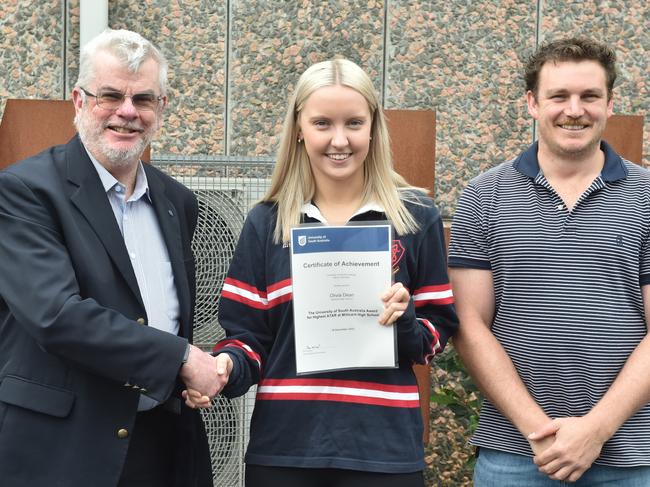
263,58,425,243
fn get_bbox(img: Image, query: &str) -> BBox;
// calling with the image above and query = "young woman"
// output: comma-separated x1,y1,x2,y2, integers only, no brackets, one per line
185,58,458,487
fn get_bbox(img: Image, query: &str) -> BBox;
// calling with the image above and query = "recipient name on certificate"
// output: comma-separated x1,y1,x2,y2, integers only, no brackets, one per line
291,223,395,374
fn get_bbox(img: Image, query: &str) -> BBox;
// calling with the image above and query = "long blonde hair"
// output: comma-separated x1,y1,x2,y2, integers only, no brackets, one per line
263,58,425,243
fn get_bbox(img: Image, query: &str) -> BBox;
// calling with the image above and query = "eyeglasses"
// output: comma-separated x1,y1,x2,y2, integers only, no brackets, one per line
80,87,163,111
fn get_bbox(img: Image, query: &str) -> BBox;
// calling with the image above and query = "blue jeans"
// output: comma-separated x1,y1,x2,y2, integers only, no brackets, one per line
474,448,650,486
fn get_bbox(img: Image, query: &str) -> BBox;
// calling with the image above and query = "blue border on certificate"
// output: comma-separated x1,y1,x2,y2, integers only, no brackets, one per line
291,225,390,254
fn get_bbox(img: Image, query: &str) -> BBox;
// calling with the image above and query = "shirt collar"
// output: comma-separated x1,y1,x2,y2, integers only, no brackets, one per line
86,146,151,202
300,201,385,223
513,140,627,182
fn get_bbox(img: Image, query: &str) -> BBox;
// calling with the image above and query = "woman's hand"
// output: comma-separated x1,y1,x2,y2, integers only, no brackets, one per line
181,352,233,409
378,282,410,326
182,388,212,409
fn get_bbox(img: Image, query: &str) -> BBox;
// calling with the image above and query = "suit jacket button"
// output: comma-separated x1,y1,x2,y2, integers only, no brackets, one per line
136,317,146,325
117,428,129,439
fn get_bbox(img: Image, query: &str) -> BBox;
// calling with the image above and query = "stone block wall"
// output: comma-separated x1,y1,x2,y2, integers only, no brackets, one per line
1,0,648,216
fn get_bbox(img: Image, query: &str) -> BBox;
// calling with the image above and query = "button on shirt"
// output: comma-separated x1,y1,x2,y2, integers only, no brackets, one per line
89,153,180,410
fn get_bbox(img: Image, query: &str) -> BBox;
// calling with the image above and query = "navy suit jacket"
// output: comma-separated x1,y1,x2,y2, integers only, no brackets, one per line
0,136,212,487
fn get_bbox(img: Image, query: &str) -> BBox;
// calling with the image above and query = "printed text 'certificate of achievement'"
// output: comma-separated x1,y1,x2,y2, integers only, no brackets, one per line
291,224,395,374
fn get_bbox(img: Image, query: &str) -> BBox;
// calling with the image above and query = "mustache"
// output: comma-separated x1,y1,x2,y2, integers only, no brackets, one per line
557,119,589,126
104,122,145,132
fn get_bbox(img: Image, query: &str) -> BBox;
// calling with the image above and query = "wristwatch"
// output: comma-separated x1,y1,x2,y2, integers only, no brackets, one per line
181,343,190,365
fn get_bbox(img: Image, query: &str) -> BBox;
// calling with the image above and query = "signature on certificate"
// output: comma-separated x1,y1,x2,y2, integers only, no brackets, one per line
303,343,326,355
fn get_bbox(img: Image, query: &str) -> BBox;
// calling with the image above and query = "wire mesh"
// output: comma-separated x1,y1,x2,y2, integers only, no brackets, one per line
200,388,257,487
156,154,274,487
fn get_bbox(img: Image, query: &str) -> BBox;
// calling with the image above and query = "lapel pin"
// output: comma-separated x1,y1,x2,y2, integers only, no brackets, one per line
168,209,174,217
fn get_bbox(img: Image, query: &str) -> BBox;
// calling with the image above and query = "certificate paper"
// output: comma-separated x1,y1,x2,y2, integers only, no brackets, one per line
291,224,396,374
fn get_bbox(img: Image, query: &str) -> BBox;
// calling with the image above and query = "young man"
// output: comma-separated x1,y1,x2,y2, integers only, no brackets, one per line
449,37,650,485
0,29,228,487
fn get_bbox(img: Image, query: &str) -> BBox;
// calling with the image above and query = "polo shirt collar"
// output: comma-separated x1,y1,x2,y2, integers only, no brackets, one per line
513,140,627,182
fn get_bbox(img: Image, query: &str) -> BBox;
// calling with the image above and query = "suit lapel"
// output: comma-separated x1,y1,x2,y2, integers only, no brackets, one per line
65,136,145,309
145,165,192,338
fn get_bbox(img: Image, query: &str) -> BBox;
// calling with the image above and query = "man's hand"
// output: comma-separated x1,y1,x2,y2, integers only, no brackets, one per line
379,282,410,326
179,345,221,398
181,352,233,409
528,417,605,482
528,433,556,457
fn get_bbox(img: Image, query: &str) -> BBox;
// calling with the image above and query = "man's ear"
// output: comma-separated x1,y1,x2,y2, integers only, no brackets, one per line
71,87,84,114
606,93,614,119
526,90,539,120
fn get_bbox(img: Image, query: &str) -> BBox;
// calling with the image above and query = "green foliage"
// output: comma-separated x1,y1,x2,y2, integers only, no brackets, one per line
424,347,482,486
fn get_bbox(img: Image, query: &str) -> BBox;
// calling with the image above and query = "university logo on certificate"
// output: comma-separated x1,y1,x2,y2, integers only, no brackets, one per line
290,223,397,374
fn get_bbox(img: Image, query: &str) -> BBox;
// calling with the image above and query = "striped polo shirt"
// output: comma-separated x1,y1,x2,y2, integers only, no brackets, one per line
448,141,650,466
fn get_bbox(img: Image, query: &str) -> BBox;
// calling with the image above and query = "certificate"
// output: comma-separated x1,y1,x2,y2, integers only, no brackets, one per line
291,223,396,374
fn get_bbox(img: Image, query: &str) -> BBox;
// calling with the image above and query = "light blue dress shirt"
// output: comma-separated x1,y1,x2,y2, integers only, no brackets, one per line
88,152,180,410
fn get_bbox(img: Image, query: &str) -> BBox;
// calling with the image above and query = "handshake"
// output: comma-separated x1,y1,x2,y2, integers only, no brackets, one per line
179,344,233,409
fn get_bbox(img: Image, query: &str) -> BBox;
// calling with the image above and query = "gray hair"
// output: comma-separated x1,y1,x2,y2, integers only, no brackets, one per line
75,29,168,95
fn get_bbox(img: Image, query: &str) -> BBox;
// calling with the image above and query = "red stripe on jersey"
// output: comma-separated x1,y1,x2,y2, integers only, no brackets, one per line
224,277,268,298
221,289,268,310
256,392,420,408
259,378,418,393
413,283,454,307
415,284,452,293
268,278,292,293
222,277,292,310
419,318,442,364
213,339,262,369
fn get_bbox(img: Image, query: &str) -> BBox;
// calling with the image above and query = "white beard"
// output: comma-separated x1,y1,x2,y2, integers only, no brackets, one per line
74,107,155,169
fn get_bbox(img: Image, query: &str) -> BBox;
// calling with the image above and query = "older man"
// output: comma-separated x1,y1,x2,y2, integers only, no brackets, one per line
449,37,650,485
0,29,227,487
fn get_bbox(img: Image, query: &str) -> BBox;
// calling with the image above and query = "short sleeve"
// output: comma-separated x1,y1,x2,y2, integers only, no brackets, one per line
448,183,491,269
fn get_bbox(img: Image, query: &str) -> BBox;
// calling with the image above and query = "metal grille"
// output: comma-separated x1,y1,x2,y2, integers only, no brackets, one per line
155,154,274,487
193,188,242,346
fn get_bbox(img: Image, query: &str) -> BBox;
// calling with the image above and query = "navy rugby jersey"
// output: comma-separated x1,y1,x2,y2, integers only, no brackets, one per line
214,195,458,472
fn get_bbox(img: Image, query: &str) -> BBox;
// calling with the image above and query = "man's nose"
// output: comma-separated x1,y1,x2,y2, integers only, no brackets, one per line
564,95,585,118
114,96,139,118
